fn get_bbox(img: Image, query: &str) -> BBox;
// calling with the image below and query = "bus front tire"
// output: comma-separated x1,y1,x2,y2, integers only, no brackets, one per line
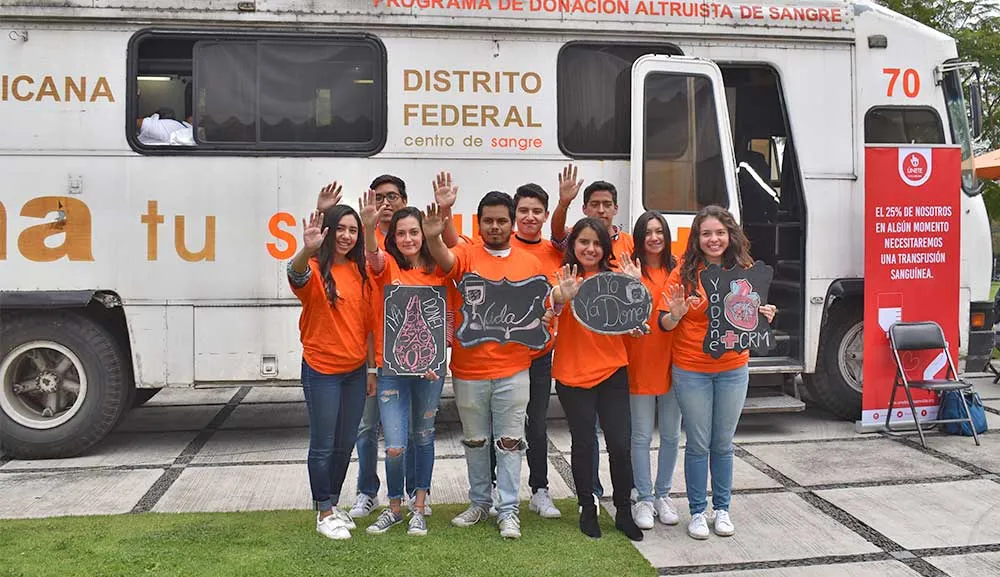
0,311,130,459
805,304,864,421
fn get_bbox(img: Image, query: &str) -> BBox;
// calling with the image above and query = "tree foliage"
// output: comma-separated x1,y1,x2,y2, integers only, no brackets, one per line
880,1,1000,218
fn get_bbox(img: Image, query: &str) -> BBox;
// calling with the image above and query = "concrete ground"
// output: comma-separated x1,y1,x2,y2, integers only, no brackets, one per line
2,377,1000,577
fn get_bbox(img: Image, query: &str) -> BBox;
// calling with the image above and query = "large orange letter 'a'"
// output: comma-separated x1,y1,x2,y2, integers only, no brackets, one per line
18,196,94,262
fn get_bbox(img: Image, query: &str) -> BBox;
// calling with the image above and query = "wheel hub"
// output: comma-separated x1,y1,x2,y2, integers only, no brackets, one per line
36,371,61,393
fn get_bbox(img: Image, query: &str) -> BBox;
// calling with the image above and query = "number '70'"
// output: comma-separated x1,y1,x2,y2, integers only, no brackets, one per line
884,68,920,98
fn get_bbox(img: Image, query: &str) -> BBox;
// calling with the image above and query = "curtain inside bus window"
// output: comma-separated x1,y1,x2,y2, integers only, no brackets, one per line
943,69,981,196
557,43,682,157
642,73,727,212
194,41,257,143
258,42,376,144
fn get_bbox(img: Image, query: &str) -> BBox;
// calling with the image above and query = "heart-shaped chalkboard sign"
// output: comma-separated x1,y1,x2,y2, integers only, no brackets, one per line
699,261,775,358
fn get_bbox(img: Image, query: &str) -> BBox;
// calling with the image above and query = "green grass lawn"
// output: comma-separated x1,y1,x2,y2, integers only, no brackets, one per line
0,500,656,577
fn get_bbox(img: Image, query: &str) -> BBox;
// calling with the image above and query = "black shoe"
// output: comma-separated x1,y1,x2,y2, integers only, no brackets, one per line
615,507,644,541
579,504,601,538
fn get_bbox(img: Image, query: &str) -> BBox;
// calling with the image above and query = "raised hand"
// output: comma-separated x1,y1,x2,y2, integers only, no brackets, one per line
421,203,448,238
316,181,343,211
558,163,583,205
759,304,777,324
359,188,380,231
555,264,582,300
433,171,458,209
302,210,328,254
663,284,699,320
619,252,642,279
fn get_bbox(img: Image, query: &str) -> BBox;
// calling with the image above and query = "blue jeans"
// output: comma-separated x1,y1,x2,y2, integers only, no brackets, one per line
355,396,381,498
630,388,682,502
671,365,749,515
377,373,445,500
301,360,368,511
454,370,530,517
356,392,421,499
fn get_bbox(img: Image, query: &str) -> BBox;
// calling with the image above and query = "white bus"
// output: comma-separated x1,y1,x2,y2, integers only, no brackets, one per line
1,0,993,458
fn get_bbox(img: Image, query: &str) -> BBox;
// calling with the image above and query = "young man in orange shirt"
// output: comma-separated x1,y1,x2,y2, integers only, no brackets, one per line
499,183,566,519
422,191,545,539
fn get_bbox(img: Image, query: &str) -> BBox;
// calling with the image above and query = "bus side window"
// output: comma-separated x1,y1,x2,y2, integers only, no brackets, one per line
864,106,945,144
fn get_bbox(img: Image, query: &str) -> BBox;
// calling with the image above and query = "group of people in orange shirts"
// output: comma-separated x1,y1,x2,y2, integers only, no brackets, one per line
287,165,776,542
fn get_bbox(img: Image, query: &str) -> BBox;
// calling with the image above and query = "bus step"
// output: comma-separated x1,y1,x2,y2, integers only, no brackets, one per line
742,391,806,414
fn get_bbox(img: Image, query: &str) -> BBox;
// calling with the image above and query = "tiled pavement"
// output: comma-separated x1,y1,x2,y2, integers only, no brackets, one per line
2,377,1000,576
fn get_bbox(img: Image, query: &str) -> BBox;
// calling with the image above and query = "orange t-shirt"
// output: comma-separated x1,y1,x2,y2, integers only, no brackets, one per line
610,231,635,269
551,270,629,389
660,266,749,373
290,258,371,374
446,242,545,381
625,266,674,395
369,256,450,368
511,235,564,359
374,226,386,250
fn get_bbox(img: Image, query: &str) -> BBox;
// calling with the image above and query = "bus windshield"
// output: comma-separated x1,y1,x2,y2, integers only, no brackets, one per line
942,68,981,196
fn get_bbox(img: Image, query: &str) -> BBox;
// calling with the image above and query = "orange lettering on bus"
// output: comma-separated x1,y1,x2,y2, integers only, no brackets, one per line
267,212,298,259
174,215,216,262
17,196,94,262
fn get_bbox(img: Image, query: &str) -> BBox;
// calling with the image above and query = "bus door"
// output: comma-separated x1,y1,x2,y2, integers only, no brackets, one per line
629,55,740,257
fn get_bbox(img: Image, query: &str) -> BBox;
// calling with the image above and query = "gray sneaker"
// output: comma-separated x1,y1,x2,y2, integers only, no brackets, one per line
498,512,521,539
366,508,404,535
407,511,428,536
451,504,490,528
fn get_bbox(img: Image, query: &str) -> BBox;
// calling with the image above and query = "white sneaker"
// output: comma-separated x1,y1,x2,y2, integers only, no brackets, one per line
688,512,710,540
713,509,735,536
528,488,562,519
316,512,350,540
332,507,356,530
451,504,490,528
654,496,679,526
498,513,522,539
349,493,378,518
632,501,655,530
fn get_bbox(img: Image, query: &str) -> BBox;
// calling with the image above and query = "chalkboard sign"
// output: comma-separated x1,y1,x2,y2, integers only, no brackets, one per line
383,285,448,377
455,274,551,349
571,272,653,335
700,261,775,358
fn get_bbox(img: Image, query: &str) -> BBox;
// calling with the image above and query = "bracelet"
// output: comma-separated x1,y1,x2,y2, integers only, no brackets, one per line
367,368,378,375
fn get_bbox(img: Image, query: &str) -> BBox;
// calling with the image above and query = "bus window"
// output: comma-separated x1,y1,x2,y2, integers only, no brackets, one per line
642,73,727,212
557,42,682,158
128,31,386,155
942,68,982,195
864,106,944,144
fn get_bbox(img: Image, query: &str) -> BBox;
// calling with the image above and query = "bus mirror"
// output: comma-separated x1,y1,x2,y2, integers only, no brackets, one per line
971,82,984,139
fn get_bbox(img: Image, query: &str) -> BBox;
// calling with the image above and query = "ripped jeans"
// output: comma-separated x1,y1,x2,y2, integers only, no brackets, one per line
377,372,446,501
454,370,530,517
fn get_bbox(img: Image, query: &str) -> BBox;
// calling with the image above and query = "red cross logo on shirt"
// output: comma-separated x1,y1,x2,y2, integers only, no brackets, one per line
721,330,739,349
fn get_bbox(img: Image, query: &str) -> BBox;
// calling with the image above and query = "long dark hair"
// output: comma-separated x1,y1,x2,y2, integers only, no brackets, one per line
561,218,613,273
679,205,752,296
632,211,676,280
385,207,434,274
316,205,367,306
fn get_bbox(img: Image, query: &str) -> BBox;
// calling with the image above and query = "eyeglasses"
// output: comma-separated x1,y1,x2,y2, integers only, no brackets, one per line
375,192,402,203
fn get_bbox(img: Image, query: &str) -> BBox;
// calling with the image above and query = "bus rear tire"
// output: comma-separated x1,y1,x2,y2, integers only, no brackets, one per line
0,311,130,459
805,303,864,421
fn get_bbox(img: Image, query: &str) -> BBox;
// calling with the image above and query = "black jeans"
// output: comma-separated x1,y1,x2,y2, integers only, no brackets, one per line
556,366,633,510
489,352,553,491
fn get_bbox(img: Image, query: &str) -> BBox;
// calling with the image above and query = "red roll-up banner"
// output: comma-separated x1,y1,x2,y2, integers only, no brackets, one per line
862,146,962,428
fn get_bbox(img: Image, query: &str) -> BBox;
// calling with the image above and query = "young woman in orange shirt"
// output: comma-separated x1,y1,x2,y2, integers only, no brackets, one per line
658,205,776,540
625,211,682,531
287,184,372,541
359,189,450,538
550,218,644,541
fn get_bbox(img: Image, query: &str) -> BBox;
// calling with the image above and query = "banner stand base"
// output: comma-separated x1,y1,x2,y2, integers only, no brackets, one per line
854,420,924,434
